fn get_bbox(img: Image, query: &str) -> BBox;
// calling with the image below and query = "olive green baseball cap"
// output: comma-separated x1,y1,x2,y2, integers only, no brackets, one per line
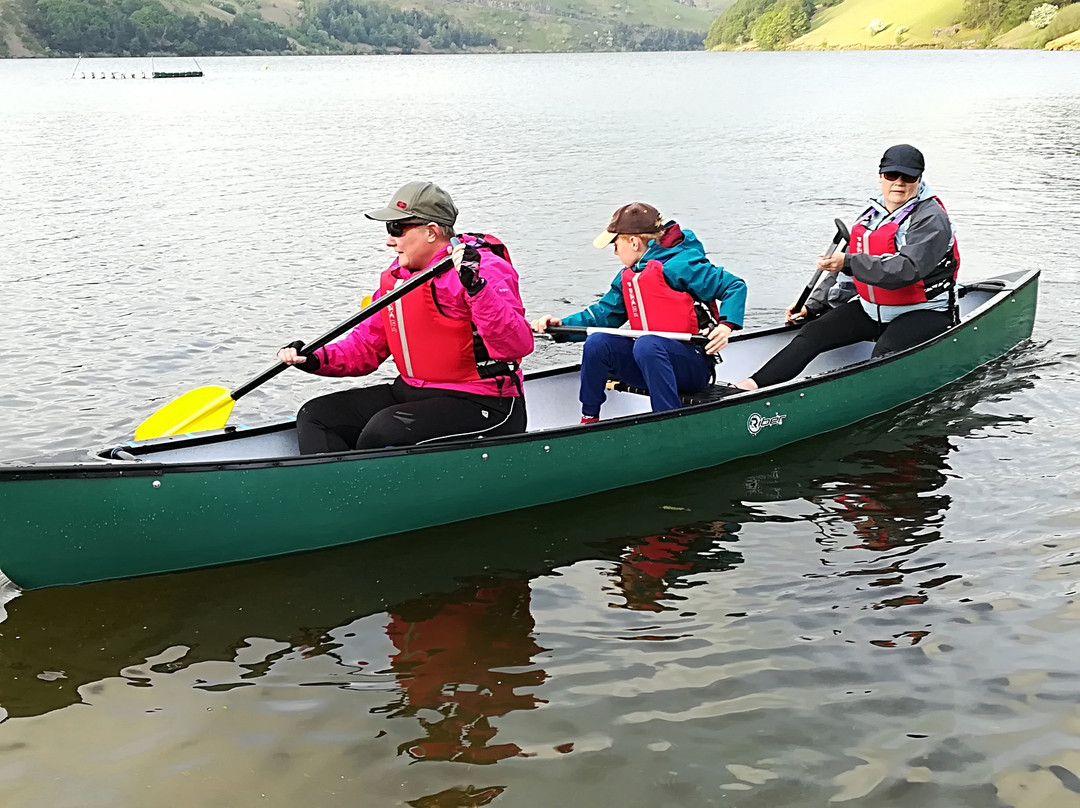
364,181,459,226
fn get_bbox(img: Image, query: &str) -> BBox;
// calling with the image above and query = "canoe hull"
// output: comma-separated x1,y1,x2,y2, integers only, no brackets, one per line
0,272,1039,589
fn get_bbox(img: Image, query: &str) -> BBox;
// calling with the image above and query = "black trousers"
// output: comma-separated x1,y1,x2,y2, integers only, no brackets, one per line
751,301,953,389
295,376,527,454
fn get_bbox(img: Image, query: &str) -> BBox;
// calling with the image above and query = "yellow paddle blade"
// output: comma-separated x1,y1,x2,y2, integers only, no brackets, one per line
134,386,236,441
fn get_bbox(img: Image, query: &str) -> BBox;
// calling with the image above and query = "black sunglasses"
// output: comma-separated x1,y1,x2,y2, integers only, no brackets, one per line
882,171,921,184
386,219,430,237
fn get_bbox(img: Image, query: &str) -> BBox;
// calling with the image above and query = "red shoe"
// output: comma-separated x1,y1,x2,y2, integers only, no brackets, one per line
580,415,599,424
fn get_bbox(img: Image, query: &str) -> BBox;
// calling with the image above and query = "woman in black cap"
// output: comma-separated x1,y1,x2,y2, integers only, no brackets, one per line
729,143,960,392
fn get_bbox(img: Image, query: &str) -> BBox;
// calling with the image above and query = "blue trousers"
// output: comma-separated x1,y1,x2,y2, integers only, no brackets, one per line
579,333,713,416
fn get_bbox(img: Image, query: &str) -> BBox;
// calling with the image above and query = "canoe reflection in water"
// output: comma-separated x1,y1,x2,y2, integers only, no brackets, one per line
406,784,506,808
376,580,547,765
807,435,958,619
824,435,950,544
608,524,743,612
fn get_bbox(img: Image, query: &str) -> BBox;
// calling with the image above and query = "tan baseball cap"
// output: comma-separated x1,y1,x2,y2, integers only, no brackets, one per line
364,181,459,226
593,202,664,248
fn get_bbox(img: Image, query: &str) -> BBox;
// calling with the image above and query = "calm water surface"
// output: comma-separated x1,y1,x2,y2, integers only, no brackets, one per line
1,51,1079,807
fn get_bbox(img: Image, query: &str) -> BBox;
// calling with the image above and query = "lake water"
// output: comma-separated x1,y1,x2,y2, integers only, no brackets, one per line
1,51,1079,807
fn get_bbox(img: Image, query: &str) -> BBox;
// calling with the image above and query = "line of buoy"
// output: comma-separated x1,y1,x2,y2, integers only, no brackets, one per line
78,72,149,79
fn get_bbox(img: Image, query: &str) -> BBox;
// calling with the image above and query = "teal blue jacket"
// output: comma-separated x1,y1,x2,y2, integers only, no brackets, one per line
562,223,746,333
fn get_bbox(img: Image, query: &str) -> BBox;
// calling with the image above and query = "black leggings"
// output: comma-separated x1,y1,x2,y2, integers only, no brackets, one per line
751,301,953,389
295,376,527,454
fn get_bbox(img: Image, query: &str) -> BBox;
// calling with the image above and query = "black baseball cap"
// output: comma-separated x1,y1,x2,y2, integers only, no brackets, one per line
879,144,925,177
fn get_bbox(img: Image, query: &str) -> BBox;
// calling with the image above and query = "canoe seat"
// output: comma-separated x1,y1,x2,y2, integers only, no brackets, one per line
608,381,737,406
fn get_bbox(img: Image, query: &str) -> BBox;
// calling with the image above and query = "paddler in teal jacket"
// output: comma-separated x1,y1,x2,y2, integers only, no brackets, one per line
532,202,746,421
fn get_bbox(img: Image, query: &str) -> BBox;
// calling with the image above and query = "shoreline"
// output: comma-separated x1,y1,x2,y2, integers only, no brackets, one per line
4,43,1080,58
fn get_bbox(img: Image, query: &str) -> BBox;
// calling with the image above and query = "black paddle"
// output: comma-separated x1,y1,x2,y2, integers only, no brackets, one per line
791,218,851,318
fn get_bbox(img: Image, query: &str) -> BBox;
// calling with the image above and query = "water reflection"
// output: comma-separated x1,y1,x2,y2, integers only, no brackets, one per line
406,785,506,808
810,434,956,614
607,524,742,613
379,580,546,765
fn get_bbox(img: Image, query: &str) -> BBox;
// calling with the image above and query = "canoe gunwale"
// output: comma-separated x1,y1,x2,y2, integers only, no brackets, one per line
0,269,1039,483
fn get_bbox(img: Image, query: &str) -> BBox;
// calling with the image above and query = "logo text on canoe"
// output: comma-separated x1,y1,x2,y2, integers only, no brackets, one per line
747,412,786,436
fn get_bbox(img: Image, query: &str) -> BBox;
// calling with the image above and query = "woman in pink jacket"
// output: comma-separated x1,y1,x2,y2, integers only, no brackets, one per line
277,181,533,454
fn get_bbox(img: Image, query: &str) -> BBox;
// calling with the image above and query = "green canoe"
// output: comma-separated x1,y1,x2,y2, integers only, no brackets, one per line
0,269,1039,590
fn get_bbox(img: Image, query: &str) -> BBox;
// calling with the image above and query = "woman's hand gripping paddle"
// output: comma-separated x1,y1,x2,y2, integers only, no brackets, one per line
134,241,465,440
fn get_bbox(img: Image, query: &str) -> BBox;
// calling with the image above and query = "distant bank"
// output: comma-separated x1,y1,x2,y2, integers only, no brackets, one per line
0,0,717,59
4,0,1077,58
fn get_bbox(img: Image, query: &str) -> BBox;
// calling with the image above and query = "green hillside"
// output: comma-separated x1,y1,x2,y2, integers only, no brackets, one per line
705,0,1080,49
0,0,729,55
405,0,719,52
789,0,976,48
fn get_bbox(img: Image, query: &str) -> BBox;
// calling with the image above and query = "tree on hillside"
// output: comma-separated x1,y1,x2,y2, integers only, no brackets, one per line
962,0,1072,30
963,0,1001,28
752,0,811,49
21,0,720,55
705,0,775,47
27,0,289,55
128,3,180,49
612,23,704,50
312,0,494,51
32,0,114,53
1028,3,1057,26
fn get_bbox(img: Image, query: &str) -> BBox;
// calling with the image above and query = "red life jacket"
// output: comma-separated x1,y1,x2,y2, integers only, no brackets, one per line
380,235,521,385
850,196,961,306
620,260,715,333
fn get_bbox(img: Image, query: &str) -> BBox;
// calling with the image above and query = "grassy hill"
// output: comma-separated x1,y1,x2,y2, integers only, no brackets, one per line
706,0,1080,50
1046,24,1080,43
788,0,979,49
0,0,730,55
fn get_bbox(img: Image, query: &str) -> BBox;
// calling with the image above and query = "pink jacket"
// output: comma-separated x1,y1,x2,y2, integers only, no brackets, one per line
311,239,534,397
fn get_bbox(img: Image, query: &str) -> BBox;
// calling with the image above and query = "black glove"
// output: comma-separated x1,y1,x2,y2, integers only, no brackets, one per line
457,244,486,296
282,340,321,372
